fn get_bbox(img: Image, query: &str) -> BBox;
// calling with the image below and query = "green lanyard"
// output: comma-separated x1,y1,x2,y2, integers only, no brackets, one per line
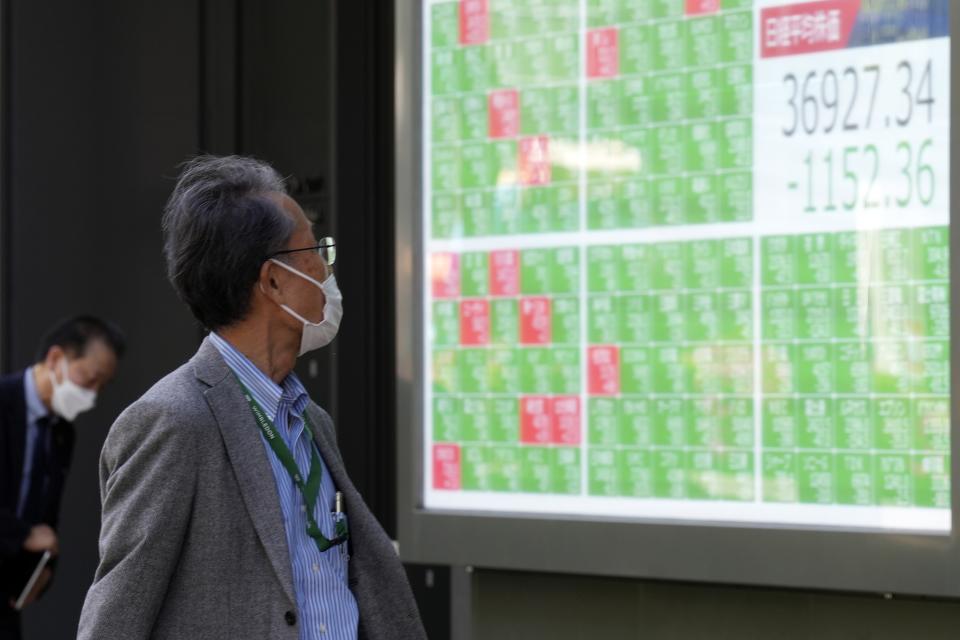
238,381,348,553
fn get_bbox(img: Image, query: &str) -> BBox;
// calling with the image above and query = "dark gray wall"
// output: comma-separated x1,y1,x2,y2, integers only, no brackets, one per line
6,2,202,638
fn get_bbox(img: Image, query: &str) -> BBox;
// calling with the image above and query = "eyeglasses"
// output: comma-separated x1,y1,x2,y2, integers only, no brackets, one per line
270,236,336,265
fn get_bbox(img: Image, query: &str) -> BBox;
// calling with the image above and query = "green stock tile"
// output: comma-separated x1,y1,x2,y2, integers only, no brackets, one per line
650,242,687,289
462,45,492,93
620,294,653,343
552,296,580,344
871,341,911,394
588,180,620,230
761,290,795,340
432,300,460,346
796,342,834,394
721,398,754,448
433,349,460,393
461,142,494,189
913,340,949,395
587,0,619,27
589,447,621,496
552,86,580,136
520,347,553,393
619,245,651,291
651,19,687,70
719,118,752,168
689,398,723,448
652,398,688,447
870,284,910,338
461,444,491,491
686,68,720,120
431,191,459,235
489,346,521,394
619,176,654,229
650,0,682,19
798,453,834,504
488,445,523,492
690,345,721,394
875,454,912,506
653,449,687,499
553,447,582,494
461,397,493,442
688,239,720,290
649,72,686,123
651,124,684,175
551,247,580,294
490,396,520,442
913,226,949,280
797,287,834,339
687,449,721,500
620,449,654,497
619,0,649,22
797,397,835,449
914,283,949,337
836,454,875,506
721,238,754,288
719,290,752,340
521,87,554,136
553,184,580,231
875,229,912,282
719,64,752,117
653,177,685,227
834,342,871,394
721,345,753,395
431,3,458,49
763,452,798,503
620,23,652,76
796,233,834,284
552,347,581,394
719,171,752,222
433,396,462,442
459,348,490,393
836,398,872,449
650,292,686,343
588,80,622,131
490,300,519,345
763,397,797,449
686,15,719,67
914,454,950,508
620,347,653,395
720,451,755,501
589,397,619,445
874,398,913,450
915,397,949,452
460,93,488,141
432,48,463,95
461,190,493,237
687,293,720,342
589,294,621,343
520,187,554,234
684,175,719,225
833,232,860,284
432,144,461,193
491,41,520,86
719,11,753,63
520,446,553,493
547,33,579,83
762,343,795,394
834,287,868,340
433,96,461,142
492,187,522,235
588,245,620,292
619,397,653,446
520,249,551,294
461,252,489,297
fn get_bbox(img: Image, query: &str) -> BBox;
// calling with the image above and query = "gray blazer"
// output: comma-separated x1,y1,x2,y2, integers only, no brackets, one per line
77,338,426,640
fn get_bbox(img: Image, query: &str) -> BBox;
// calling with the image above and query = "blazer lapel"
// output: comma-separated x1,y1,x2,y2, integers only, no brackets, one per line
193,339,296,604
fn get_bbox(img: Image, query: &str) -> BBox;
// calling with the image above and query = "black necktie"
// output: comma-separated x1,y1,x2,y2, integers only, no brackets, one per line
21,416,52,525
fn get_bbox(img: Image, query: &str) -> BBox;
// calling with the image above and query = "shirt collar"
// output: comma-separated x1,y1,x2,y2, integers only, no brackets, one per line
208,332,308,422
23,366,51,424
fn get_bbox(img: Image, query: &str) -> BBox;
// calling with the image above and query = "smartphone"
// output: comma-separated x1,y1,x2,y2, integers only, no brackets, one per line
13,550,52,611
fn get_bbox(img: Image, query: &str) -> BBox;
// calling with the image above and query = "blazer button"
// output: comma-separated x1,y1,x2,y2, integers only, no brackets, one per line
285,611,297,626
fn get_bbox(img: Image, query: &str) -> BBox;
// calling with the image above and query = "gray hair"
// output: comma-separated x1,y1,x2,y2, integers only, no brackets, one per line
162,155,294,330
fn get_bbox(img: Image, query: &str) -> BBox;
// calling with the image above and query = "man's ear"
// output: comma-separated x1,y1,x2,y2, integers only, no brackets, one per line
43,345,65,371
258,260,285,302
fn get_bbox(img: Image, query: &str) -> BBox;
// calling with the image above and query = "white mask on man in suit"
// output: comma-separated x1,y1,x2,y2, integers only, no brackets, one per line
269,258,343,356
49,358,97,421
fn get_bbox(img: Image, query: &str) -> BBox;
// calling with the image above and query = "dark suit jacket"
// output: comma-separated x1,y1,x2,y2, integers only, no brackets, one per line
0,370,75,598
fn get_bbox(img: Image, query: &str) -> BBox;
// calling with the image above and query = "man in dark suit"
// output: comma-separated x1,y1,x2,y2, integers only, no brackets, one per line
0,316,124,640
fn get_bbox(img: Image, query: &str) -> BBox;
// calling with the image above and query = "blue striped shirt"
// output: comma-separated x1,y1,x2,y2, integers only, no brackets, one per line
210,333,358,640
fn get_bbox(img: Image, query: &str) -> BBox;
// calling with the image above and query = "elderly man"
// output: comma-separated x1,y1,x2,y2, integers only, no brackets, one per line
78,156,425,640
1,315,124,640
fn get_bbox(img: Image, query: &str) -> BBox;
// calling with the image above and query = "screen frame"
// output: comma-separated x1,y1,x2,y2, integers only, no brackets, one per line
395,0,960,597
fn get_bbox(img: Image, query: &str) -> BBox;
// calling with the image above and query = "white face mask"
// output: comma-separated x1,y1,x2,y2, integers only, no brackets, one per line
49,358,97,422
270,259,343,356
